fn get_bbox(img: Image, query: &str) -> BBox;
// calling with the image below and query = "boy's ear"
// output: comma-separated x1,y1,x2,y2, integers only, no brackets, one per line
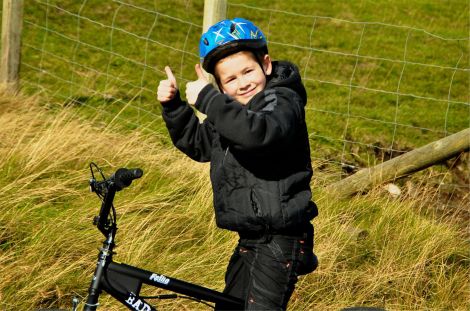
263,54,272,75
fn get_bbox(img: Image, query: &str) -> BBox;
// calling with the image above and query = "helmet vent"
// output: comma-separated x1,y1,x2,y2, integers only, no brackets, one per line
230,23,236,33
203,38,209,45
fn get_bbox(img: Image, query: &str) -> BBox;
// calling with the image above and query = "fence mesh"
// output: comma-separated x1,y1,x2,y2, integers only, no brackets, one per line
20,0,470,182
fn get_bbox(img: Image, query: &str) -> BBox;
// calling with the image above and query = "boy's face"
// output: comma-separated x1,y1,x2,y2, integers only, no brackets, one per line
214,51,272,105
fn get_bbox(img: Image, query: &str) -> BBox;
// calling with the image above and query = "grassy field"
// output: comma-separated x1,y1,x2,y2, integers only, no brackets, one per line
1,0,469,310
0,93,469,310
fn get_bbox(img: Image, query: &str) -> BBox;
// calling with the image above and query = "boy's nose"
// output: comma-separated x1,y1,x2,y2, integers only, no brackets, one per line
238,76,250,90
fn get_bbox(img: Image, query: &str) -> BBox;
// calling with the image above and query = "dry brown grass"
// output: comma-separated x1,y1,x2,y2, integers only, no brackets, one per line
0,94,468,310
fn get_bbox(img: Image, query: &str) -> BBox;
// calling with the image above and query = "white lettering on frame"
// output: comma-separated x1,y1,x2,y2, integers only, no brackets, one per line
149,273,170,285
125,293,152,311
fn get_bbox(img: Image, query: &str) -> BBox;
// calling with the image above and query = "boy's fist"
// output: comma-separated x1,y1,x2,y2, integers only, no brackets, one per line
157,66,178,103
185,64,210,106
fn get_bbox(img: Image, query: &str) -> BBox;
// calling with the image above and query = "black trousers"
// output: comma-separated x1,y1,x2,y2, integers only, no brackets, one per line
216,224,317,311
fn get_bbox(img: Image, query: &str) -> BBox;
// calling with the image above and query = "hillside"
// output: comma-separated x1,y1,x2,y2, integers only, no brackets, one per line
0,94,468,310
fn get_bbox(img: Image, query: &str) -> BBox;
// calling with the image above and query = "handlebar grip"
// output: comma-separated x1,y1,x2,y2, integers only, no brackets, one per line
111,168,143,191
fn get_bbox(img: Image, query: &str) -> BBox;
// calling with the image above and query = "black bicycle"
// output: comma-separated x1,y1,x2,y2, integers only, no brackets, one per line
78,163,244,310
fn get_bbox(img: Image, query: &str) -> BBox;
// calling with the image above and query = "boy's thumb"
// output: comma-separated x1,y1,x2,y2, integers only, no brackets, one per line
165,66,177,86
195,64,206,80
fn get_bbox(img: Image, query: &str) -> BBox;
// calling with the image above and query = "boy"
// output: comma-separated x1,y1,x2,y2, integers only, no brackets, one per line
157,18,318,310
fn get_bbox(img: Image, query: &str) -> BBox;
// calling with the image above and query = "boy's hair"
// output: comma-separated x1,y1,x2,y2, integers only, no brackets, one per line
199,18,268,75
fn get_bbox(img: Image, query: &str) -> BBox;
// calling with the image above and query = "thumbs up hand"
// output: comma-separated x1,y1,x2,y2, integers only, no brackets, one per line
157,66,178,103
185,64,210,106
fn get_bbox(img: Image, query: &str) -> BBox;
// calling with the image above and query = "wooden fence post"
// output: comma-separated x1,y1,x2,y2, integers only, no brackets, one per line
1,0,24,93
202,0,226,83
203,0,227,33
326,128,470,198
193,0,226,123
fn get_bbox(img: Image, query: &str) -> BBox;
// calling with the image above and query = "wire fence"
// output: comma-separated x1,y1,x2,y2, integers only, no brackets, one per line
20,0,470,182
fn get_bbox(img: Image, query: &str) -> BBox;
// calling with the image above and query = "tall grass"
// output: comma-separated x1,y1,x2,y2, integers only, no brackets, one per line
0,94,468,310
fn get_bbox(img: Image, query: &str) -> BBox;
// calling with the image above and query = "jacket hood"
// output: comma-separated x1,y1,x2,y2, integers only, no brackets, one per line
266,61,307,105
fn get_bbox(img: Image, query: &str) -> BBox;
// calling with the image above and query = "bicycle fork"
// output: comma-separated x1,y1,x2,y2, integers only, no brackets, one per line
84,230,115,311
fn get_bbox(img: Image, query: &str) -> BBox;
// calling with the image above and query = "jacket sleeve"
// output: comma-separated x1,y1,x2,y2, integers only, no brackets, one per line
161,91,214,162
195,84,304,152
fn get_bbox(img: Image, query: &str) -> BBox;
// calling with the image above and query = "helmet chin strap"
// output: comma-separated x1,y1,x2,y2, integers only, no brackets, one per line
215,76,223,93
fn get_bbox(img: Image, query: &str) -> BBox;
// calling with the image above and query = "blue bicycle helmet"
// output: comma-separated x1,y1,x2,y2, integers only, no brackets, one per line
199,17,267,74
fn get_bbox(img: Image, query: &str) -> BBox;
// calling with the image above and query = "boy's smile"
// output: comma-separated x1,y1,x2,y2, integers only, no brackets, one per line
215,51,272,105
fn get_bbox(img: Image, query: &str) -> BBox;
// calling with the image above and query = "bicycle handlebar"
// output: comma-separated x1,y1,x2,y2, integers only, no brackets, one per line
89,164,144,237
110,167,143,191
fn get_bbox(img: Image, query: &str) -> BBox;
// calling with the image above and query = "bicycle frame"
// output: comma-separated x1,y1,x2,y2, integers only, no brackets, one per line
84,165,243,310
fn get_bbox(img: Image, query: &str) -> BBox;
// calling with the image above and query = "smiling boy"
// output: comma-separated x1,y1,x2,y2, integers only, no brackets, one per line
158,18,318,310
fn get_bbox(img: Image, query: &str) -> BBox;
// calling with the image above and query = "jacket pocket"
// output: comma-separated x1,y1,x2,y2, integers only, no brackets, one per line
215,187,266,233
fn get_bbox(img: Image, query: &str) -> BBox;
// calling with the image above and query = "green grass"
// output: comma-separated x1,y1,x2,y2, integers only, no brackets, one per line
16,0,470,168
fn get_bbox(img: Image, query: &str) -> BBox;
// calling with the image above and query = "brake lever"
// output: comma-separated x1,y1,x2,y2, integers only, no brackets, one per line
89,178,97,193
90,179,111,197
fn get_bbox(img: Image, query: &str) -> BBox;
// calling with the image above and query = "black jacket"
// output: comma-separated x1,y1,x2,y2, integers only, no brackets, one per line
162,61,317,234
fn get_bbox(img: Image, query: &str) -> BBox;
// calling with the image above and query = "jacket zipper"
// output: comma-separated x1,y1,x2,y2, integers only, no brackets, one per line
222,147,229,166
250,187,262,217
